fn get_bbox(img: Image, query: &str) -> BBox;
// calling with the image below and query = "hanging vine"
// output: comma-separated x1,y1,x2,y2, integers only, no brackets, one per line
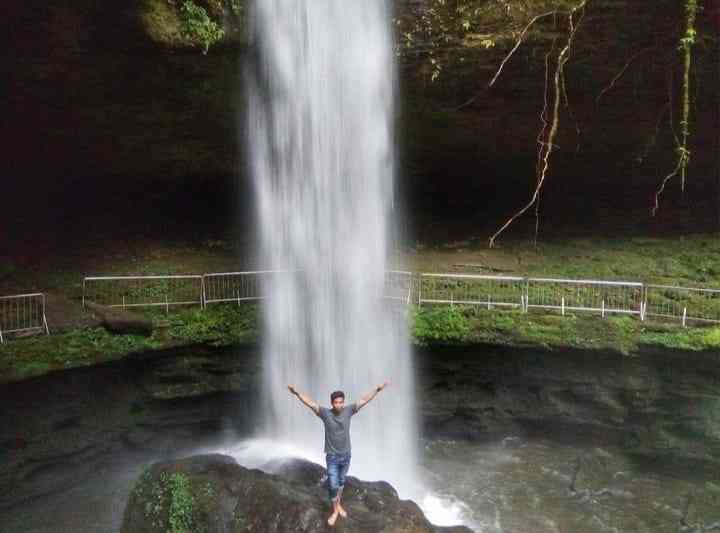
394,0,711,239
489,1,587,248
651,0,698,215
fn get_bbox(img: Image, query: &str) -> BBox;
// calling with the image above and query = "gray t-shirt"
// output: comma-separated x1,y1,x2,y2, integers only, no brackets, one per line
317,404,358,454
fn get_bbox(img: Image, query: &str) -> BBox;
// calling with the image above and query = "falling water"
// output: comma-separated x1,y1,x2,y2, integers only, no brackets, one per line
247,0,419,494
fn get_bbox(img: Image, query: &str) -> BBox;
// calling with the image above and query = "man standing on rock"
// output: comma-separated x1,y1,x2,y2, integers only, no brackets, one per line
288,381,389,526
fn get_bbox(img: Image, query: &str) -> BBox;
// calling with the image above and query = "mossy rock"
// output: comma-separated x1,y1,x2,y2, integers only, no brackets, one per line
122,454,241,533
139,0,247,51
122,454,473,532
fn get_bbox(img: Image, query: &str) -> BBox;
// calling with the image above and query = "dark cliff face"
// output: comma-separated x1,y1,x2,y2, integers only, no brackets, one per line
3,0,718,240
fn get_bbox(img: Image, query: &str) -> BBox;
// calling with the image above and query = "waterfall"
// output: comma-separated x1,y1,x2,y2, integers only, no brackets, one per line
246,0,419,494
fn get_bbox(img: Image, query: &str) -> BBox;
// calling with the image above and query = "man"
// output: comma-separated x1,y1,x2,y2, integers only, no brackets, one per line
287,381,389,526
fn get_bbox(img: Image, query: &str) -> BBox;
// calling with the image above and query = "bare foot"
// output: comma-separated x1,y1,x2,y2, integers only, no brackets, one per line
327,512,339,526
337,504,347,518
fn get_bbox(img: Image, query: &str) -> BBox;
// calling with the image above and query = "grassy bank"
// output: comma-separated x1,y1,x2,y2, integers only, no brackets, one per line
1,233,719,384
411,305,720,354
0,304,259,384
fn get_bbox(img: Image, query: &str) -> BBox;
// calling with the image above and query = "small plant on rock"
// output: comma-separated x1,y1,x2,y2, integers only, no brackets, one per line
180,0,224,54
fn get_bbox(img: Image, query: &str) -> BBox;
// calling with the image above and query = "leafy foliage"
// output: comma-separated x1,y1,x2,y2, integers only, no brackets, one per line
394,0,579,81
166,303,259,345
167,473,197,533
0,327,162,382
133,470,204,533
180,0,224,53
410,305,471,345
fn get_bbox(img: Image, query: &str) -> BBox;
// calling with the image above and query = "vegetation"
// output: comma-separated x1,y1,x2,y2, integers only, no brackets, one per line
0,303,258,383
410,305,471,345
140,0,241,52
413,305,720,354
130,469,212,533
2,234,719,383
394,0,580,81
396,0,715,244
180,0,224,54
163,303,259,345
0,327,162,383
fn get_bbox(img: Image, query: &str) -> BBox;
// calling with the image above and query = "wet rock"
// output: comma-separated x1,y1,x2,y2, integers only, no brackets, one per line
121,454,473,533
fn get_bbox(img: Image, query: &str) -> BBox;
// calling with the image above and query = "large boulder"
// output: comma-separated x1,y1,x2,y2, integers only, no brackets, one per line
86,301,154,336
121,454,472,533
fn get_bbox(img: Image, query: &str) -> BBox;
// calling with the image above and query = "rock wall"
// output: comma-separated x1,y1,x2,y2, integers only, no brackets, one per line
417,344,720,466
4,0,718,235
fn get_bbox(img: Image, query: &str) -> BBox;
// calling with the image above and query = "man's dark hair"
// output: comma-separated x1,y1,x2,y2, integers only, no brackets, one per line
330,390,345,403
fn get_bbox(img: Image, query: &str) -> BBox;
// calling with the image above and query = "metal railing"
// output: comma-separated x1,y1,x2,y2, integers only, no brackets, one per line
418,273,526,310
645,284,720,326
202,270,295,306
0,293,49,343
384,270,414,304
82,275,204,311
60,271,720,342
413,274,720,326
526,278,644,317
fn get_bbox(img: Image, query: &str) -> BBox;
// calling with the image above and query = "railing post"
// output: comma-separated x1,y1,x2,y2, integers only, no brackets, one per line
682,307,687,327
42,294,50,335
601,300,605,318
561,296,565,316
201,276,206,309
525,279,529,313
640,284,646,321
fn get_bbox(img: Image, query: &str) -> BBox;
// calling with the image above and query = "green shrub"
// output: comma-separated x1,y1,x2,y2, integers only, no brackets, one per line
410,305,470,345
180,0,224,53
167,303,259,345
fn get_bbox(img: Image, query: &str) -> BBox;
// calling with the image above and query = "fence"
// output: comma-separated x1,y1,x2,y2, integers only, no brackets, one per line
526,278,644,317
0,293,49,343
202,270,296,306
644,284,720,326
418,273,526,310
385,270,414,304
82,275,204,311
413,274,720,325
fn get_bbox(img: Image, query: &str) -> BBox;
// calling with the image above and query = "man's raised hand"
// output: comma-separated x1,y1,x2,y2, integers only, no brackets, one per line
288,384,297,395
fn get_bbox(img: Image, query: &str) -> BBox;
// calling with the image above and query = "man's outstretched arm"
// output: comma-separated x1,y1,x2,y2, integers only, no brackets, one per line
288,385,320,415
355,381,389,413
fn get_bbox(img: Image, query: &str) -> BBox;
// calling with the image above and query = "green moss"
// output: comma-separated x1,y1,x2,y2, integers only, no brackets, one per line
167,472,197,533
0,327,162,383
180,1,224,54
146,302,259,346
132,470,206,533
140,0,185,47
414,305,720,355
140,0,227,52
410,305,471,345
500,235,720,288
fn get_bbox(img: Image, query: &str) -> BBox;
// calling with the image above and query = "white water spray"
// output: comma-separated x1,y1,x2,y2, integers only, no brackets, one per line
247,0,418,494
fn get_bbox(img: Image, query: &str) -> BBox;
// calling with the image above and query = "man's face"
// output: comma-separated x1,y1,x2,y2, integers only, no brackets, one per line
331,396,345,412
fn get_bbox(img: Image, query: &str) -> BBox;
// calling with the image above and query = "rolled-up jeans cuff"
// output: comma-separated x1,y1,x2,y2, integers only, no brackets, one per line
326,452,351,501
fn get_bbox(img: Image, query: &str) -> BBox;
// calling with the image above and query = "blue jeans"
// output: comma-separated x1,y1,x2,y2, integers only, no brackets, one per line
326,452,351,501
